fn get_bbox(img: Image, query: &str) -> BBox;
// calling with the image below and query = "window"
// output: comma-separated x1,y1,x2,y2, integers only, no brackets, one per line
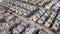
55,24,58,27
48,21,51,24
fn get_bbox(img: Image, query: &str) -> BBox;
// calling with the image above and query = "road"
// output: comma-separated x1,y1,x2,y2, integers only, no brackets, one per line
12,12,55,34
0,2,55,34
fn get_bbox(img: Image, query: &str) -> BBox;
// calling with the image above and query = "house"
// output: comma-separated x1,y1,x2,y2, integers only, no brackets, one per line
14,1,37,11
57,26,60,34
6,16,19,28
50,11,57,18
3,0,13,2
39,30,48,34
52,1,60,11
29,0,42,5
45,0,58,9
21,0,29,2
38,10,51,24
45,17,53,27
0,9,5,14
0,13,6,23
38,15,46,24
0,16,5,23
10,6,18,12
0,27,7,34
38,0,51,7
32,9,46,22
45,11,56,27
10,5,30,17
21,0,42,5
6,15,14,21
6,20,15,28
20,20,29,28
22,10,30,16
56,14,60,20
0,31,7,34
44,10,51,16
14,16,21,23
32,13,40,22
13,24,24,34
52,20,60,30
25,26,39,34
3,13,11,18
39,9,46,15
